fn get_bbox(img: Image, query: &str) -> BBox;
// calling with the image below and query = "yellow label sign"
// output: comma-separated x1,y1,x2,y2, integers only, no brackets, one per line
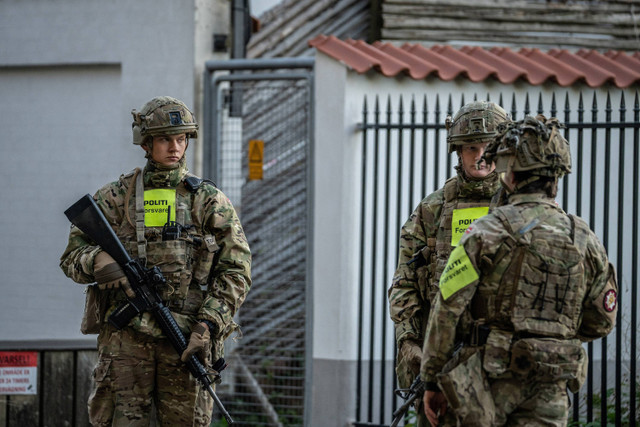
248,139,264,180
451,207,489,246
143,189,176,227
439,245,479,300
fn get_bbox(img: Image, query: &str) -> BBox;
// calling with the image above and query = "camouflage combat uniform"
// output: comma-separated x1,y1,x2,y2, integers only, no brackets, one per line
60,97,251,426
421,116,617,426
388,169,499,385
389,101,508,426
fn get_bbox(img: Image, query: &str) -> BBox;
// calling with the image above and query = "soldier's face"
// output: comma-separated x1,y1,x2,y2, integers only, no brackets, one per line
145,133,188,166
459,142,495,179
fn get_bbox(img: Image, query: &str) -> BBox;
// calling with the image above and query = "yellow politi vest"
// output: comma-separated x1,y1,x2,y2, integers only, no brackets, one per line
143,188,176,227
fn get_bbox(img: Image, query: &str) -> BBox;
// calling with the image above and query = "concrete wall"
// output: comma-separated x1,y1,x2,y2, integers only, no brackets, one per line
310,52,360,426
0,0,228,345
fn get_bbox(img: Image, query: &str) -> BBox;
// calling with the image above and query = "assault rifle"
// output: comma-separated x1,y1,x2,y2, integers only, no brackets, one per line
390,375,425,427
64,194,233,424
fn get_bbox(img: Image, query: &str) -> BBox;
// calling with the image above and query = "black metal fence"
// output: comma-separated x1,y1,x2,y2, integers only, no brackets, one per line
354,90,639,426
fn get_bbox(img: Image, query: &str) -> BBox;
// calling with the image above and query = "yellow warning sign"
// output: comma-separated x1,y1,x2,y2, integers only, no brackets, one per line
248,139,264,180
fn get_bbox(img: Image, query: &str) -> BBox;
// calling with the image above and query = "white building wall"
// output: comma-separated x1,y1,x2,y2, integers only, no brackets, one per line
0,0,228,345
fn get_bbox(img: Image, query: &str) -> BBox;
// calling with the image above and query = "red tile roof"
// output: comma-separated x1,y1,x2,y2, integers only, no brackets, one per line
308,35,640,89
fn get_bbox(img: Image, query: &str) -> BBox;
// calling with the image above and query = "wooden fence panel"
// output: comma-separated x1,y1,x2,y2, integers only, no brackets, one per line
0,349,97,427
74,351,97,426
43,351,74,426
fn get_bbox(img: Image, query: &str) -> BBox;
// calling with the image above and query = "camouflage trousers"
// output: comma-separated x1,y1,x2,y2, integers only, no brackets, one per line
88,326,213,426
490,377,569,426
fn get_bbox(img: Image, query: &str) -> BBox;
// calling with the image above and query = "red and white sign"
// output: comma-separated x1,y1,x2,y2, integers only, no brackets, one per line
0,351,38,395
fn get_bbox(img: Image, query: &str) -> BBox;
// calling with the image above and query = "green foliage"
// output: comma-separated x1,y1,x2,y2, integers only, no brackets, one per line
569,378,640,427
210,417,228,427
401,408,418,427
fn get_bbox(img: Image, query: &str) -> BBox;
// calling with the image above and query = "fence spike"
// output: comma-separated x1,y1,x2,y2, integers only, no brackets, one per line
537,92,544,115
578,92,584,117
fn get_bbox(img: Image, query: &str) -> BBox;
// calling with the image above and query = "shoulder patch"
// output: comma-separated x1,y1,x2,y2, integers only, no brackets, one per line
603,289,617,312
439,245,479,300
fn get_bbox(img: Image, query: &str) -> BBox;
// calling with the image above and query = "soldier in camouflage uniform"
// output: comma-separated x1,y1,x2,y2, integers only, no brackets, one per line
60,96,251,426
421,115,617,426
388,101,508,426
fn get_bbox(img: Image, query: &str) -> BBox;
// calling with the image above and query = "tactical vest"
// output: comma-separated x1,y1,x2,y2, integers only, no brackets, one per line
471,202,589,339
426,176,494,303
113,168,220,315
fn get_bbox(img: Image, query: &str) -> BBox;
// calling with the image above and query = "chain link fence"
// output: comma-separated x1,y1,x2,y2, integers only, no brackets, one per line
206,65,312,426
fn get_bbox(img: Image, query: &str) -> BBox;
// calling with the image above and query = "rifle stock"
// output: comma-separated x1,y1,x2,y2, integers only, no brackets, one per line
64,194,234,424
64,194,131,266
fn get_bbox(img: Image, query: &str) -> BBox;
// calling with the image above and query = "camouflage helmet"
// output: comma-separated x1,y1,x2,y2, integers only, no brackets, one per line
446,101,509,153
482,115,571,178
131,96,198,145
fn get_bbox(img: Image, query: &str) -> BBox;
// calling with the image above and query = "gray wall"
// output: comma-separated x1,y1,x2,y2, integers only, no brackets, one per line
0,0,209,344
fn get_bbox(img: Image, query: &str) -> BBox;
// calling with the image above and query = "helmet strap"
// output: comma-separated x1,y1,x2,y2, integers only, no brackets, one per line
513,175,540,193
141,140,153,159
500,172,515,193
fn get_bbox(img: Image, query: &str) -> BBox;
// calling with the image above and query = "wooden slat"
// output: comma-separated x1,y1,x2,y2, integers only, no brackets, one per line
383,0,635,10
247,0,370,58
0,395,6,427
42,351,74,425
75,351,97,426
380,29,640,50
7,395,39,426
382,12,635,30
381,0,640,51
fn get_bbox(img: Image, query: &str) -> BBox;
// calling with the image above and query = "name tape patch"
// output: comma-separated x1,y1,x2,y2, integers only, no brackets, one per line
439,245,479,300
451,207,489,246
144,189,176,227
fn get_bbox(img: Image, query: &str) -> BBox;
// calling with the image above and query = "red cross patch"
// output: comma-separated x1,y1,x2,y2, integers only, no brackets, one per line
603,289,617,313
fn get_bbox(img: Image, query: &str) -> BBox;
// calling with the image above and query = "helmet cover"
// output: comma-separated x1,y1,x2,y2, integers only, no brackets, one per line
482,114,571,178
131,96,198,145
446,101,510,153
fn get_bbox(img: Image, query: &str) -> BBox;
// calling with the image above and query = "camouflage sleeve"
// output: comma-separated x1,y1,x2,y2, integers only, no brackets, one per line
419,254,478,384
388,192,443,346
578,230,618,341
59,225,102,284
195,188,252,338
59,182,126,283
419,215,505,384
